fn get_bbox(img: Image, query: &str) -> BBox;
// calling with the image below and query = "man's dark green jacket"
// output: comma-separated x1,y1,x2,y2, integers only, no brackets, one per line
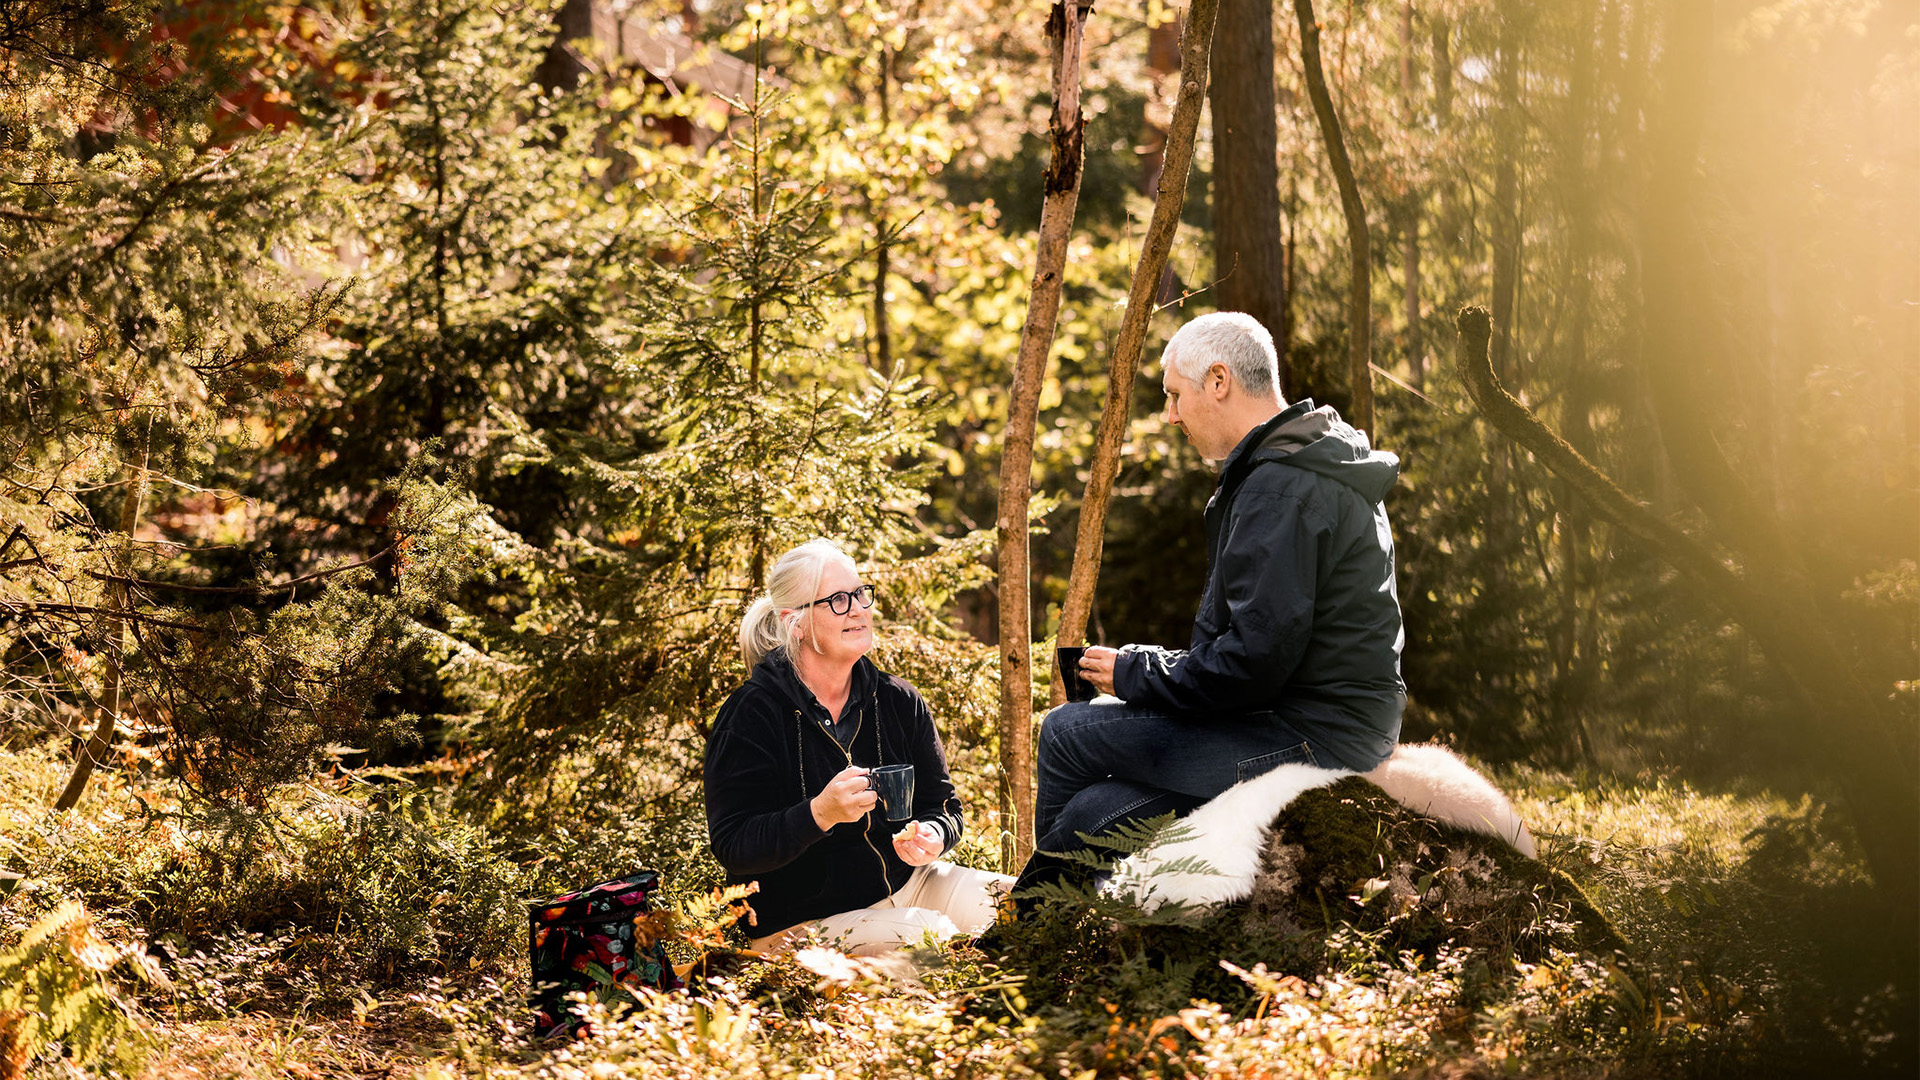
1111,400,1406,770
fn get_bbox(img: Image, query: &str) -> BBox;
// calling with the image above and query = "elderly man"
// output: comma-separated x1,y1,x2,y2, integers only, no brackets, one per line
1032,311,1406,865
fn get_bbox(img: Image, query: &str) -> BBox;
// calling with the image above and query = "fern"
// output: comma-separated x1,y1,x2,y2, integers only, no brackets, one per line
0,901,160,1078
1019,813,1222,923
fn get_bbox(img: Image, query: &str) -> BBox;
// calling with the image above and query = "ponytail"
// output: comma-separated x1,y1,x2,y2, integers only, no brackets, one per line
739,596,787,669
738,538,855,669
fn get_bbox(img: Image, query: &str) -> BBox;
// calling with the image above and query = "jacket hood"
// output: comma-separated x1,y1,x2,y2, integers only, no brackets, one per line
1245,399,1400,504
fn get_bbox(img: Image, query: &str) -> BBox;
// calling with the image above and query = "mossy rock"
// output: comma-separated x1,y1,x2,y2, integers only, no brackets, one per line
984,776,1621,1017
1243,776,1620,959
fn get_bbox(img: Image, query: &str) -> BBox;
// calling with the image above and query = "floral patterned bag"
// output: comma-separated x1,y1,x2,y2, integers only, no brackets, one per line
528,869,683,1037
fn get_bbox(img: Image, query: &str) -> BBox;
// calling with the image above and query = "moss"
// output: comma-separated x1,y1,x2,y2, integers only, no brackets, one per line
1248,777,1623,962
983,776,1623,1024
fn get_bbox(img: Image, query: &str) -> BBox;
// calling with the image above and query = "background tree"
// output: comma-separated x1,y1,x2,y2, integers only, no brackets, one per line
1207,0,1289,361
996,0,1093,866
1054,0,1221,710
0,0,470,822
1290,0,1373,433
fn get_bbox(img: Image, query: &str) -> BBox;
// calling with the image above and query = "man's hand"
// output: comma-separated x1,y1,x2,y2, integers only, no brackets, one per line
810,766,876,829
1081,646,1120,697
890,820,942,866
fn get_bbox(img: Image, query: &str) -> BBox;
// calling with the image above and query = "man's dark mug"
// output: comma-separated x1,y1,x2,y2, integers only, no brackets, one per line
1056,646,1097,703
869,764,915,822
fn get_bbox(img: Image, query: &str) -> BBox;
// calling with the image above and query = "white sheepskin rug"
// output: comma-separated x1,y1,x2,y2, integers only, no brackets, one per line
1104,743,1537,912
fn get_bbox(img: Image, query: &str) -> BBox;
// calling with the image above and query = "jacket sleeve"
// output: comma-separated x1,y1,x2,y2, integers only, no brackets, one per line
1111,485,1324,713
898,683,966,855
704,694,828,877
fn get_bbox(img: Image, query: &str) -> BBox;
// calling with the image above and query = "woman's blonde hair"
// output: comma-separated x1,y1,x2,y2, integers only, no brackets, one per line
739,538,858,668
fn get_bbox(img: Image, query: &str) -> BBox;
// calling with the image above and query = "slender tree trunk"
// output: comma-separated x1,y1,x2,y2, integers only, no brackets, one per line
54,441,149,812
871,46,893,371
1548,0,1601,766
1140,3,1183,303
1488,0,1524,381
1429,17,1455,310
1399,0,1423,390
1484,0,1524,546
747,41,766,389
1282,181,1297,388
1292,0,1373,433
997,0,1090,870
1139,4,1180,197
1551,314,1598,766
1210,0,1287,340
1054,0,1223,705
746,46,769,588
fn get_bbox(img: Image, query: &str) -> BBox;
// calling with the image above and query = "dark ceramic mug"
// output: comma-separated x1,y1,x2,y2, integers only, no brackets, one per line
869,763,915,822
1056,646,1097,703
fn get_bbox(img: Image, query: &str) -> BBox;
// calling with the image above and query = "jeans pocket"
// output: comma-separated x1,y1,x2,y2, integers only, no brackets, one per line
1236,741,1316,783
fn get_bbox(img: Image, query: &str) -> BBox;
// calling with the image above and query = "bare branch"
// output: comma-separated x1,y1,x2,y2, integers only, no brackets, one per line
85,541,398,597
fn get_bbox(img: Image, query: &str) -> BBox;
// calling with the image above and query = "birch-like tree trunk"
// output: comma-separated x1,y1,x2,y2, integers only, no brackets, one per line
870,46,893,372
996,0,1090,869
1053,0,1223,707
1293,0,1374,433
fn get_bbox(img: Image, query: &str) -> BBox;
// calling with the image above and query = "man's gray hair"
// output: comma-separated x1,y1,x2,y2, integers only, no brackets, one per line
1163,312,1284,403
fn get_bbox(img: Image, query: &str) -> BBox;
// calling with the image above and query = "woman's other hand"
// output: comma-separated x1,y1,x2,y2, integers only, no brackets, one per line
890,820,942,866
810,766,876,829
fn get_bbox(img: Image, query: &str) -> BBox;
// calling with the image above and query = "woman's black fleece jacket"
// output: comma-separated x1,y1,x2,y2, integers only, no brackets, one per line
703,649,965,937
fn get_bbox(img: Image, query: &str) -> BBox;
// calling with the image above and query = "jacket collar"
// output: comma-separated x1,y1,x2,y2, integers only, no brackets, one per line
1213,399,1316,504
753,647,877,719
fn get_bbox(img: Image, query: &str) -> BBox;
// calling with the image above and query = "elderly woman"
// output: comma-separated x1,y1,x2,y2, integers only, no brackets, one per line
704,539,1012,957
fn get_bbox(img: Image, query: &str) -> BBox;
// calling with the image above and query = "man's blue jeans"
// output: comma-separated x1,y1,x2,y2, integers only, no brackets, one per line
1032,700,1325,856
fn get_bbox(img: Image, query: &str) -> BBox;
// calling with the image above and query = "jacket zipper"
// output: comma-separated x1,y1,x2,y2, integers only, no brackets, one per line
800,698,894,903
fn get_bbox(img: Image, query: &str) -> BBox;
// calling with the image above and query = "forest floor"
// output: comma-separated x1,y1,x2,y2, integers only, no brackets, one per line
4,744,1915,1079
138,1012,445,1079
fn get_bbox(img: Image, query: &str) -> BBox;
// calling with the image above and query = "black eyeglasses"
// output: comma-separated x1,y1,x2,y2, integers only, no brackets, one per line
806,584,876,616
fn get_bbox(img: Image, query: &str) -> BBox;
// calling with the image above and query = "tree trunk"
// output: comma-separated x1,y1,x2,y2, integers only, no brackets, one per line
1399,0,1423,390
1428,18,1456,338
1209,0,1287,341
1488,0,1523,381
1548,0,1600,766
871,46,893,371
1292,0,1372,433
997,0,1091,870
1484,0,1525,548
1139,4,1180,197
1139,2,1183,304
1282,181,1297,388
53,441,150,812
1054,0,1223,705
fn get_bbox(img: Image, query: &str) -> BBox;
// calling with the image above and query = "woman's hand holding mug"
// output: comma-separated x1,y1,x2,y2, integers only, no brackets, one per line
811,765,876,829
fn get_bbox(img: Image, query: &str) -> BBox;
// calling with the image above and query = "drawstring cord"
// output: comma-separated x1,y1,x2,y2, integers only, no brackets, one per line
798,685,894,904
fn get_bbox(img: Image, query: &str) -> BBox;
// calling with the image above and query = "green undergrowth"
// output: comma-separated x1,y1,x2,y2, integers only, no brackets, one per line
1509,766,1917,1077
0,742,720,1020
2,743,1913,1078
